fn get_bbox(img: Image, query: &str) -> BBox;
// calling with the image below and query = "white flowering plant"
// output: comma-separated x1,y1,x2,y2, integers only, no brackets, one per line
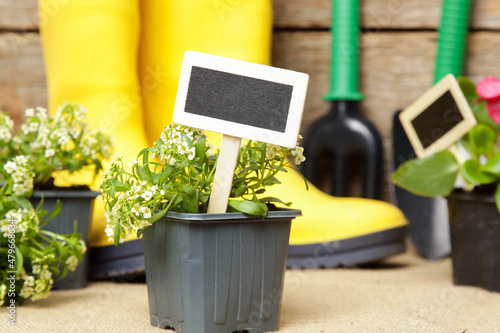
101,123,307,245
0,189,86,305
0,103,112,191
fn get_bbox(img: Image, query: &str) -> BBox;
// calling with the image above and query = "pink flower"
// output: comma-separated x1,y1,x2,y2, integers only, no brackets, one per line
476,76,500,124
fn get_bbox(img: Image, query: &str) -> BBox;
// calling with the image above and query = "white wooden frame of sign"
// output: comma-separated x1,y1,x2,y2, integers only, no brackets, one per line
399,74,477,158
173,51,309,213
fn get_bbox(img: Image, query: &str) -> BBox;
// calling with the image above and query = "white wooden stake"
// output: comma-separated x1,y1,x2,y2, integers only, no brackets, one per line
207,135,241,214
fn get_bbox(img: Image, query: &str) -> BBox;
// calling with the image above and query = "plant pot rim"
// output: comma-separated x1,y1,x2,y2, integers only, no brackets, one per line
31,189,100,199
447,189,495,204
164,208,301,223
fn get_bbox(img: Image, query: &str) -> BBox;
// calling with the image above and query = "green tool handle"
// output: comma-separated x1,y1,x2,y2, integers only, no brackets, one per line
433,0,472,83
325,0,363,101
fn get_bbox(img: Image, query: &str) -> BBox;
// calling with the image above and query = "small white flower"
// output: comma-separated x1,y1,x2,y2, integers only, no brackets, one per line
25,108,35,117
4,161,16,174
45,148,55,158
151,185,159,192
66,255,79,272
141,190,153,201
128,159,138,167
160,190,165,196
139,206,152,219
131,206,140,216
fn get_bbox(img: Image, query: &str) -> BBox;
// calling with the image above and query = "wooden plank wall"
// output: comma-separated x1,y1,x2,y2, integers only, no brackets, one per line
1,0,500,201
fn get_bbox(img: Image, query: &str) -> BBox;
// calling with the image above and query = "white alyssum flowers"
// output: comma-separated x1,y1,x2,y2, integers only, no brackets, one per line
0,111,14,142
3,155,35,196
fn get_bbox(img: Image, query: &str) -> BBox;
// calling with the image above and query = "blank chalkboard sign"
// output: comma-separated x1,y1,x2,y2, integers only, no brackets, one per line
399,74,476,158
172,51,309,214
173,51,309,148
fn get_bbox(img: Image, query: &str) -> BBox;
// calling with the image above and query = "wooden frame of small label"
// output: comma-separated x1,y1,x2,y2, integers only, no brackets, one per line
173,51,309,149
399,74,477,158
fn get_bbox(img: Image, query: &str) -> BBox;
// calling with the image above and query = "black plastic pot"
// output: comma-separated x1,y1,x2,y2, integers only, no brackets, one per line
31,189,99,290
447,190,500,292
143,209,301,333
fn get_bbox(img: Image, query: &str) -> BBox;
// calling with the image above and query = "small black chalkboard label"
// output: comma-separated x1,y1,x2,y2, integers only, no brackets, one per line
411,90,464,149
173,51,309,148
185,66,293,133
399,74,476,158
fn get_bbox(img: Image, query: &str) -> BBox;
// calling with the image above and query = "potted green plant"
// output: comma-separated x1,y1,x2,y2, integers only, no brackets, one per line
392,76,500,292
100,123,306,332
0,160,86,306
0,104,112,289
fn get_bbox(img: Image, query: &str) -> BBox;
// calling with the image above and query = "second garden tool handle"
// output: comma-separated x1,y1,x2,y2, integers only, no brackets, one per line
434,0,472,83
325,0,363,101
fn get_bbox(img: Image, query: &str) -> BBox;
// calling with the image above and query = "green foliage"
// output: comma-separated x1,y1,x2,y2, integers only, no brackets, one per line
100,123,307,245
0,104,94,306
0,196,86,306
0,104,113,190
392,76,500,211
391,150,459,197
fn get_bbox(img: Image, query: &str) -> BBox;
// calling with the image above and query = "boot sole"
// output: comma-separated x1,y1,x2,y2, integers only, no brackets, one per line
88,226,406,277
88,240,145,279
286,226,407,269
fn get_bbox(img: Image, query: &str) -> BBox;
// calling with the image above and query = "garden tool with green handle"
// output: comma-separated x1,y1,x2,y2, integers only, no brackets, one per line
301,0,383,200
284,0,407,269
392,0,472,260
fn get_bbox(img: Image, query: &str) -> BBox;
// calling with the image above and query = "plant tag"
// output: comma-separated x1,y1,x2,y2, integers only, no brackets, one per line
399,74,477,158
173,51,309,213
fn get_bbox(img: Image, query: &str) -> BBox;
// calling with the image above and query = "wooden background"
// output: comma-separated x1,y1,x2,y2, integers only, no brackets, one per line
1,0,500,201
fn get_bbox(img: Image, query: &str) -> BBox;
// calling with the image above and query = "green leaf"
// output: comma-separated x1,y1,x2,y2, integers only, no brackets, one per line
149,207,169,223
181,192,199,213
194,136,206,160
237,166,260,175
159,165,174,185
458,76,479,107
472,101,500,133
12,196,32,209
293,169,309,191
138,166,151,181
113,219,121,246
231,185,248,197
461,159,497,185
227,200,267,216
391,150,459,197
468,124,496,155
15,246,23,275
495,184,500,213
259,196,292,207
46,199,62,222
179,184,196,196
482,152,500,176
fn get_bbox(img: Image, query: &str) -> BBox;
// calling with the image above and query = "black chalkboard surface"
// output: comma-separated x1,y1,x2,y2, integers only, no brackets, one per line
185,66,293,133
411,90,465,149
173,51,309,148
399,74,476,158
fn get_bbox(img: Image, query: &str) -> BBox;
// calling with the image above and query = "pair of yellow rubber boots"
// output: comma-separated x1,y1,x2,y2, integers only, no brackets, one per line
39,0,406,274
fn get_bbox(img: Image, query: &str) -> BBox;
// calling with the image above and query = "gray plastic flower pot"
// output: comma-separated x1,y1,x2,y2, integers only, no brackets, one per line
31,189,99,290
447,190,500,292
143,209,301,333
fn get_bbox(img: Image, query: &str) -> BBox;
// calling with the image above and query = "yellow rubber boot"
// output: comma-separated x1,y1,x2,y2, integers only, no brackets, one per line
39,0,148,248
138,0,407,268
137,0,272,141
